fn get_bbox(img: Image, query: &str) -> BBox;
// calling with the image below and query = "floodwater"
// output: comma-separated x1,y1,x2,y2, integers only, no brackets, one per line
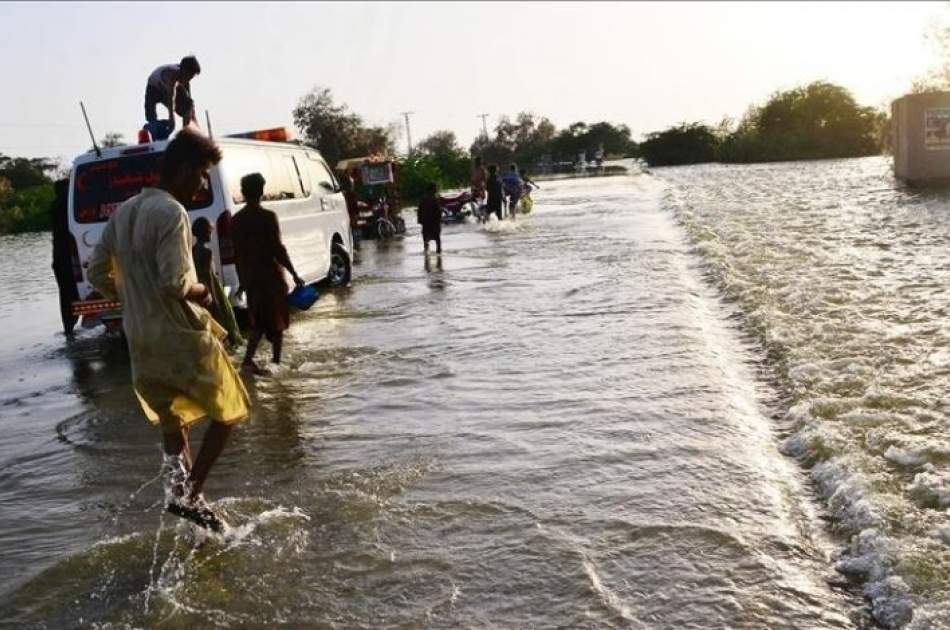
0,160,942,628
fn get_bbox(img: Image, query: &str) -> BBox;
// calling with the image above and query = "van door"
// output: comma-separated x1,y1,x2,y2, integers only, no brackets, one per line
268,150,324,283
219,144,322,285
308,155,349,255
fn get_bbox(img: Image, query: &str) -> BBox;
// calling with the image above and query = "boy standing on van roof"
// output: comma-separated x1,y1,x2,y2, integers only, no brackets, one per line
87,129,249,532
144,56,201,139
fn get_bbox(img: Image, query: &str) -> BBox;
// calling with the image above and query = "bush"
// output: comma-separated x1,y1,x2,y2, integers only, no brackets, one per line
638,124,720,167
398,153,470,205
0,183,53,234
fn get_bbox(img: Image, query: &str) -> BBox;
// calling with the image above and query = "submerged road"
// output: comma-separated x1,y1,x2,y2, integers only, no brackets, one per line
0,172,864,628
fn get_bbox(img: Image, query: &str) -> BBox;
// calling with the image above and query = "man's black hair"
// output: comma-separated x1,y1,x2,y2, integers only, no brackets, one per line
487,164,498,175
241,172,266,199
160,129,221,182
180,56,201,76
191,216,212,238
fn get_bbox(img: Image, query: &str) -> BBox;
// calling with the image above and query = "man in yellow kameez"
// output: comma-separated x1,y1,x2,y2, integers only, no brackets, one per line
87,130,249,532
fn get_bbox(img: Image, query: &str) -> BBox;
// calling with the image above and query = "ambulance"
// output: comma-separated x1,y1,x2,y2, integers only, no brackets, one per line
67,127,353,326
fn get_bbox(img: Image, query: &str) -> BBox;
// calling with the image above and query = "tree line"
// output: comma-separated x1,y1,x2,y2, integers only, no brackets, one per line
638,81,887,167
0,78,915,235
292,86,638,202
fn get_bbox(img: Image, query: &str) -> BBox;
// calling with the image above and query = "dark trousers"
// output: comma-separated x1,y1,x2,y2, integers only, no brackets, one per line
145,84,193,124
52,261,79,334
422,227,441,253
144,84,164,123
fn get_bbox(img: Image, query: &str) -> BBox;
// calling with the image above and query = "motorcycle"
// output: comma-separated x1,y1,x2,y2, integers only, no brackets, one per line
439,190,482,224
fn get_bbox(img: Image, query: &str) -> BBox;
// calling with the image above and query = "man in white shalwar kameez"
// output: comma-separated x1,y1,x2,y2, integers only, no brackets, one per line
88,130,249,531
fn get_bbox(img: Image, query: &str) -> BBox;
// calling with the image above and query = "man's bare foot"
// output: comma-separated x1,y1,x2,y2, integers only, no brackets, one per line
241,360,269,376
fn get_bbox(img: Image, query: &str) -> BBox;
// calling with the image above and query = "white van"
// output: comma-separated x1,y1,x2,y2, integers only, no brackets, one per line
67,128,353,323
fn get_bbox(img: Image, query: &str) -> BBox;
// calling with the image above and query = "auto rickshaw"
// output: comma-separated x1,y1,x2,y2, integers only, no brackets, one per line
335,155,406,239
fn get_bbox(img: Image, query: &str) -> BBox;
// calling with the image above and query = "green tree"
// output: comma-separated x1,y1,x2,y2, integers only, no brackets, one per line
911,21,950,93
417,130,461,156
469,112,557,166
293,87,396,166
0,183,54,234
0,154,56,189
638,123,720,167
547,121,635,162
101,132,125,148
401,130,472,202
719,81,880,162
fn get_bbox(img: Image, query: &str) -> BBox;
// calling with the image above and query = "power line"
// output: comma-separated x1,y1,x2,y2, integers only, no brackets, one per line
477,113,489,138
0,123,80,128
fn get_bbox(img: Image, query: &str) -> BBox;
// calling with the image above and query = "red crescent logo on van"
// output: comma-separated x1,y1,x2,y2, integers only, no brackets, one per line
82,231,95,248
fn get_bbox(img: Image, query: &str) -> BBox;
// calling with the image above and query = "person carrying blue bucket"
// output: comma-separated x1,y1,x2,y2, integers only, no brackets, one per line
231,172,305,375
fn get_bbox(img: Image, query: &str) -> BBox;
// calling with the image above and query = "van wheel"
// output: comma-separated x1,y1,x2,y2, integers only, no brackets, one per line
327,243,351,287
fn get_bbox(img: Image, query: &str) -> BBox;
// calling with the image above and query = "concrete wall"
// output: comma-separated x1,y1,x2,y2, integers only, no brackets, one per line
892,92,950,184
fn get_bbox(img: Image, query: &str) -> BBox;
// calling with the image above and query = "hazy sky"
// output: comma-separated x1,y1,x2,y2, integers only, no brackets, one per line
0,1,946,163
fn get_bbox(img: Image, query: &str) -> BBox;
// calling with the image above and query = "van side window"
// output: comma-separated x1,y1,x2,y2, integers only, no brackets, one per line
290,156,311,197
266,152,296,201
223,145,269,205
309,158,337,194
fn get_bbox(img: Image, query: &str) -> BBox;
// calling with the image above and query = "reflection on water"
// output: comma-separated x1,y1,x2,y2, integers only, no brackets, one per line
0,171,876,627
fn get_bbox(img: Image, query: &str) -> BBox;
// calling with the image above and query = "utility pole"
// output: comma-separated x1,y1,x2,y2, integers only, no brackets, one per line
477,113,490,138
400,111,414,155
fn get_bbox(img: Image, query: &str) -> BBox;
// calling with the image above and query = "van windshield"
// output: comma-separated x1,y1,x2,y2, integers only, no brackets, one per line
73,153,213,223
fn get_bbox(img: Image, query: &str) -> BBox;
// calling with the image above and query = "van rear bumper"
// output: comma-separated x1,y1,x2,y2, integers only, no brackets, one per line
72,299,122,319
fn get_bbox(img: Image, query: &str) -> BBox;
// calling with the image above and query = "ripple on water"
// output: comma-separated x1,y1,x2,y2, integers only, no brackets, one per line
664,157,950,628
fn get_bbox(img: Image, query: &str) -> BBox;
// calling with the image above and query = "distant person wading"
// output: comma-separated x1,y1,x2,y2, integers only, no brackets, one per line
486,164,503,221
502,163,524,220
417,181,442,254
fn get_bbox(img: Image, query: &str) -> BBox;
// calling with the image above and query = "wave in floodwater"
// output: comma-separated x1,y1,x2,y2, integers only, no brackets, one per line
660,157,950,629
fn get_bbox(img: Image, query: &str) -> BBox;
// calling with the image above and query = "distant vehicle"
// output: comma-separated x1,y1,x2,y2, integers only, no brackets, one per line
438,190,480,224
335,156,406,239
68,127,353,328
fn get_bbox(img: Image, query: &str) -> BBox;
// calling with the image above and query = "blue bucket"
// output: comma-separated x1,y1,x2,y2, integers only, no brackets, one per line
144,120,172,141
288,285,319,310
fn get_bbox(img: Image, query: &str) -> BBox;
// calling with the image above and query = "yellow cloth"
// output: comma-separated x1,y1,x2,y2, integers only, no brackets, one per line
87,188,249,427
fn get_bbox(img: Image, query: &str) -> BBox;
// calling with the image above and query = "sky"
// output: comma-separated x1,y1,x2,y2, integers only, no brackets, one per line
0,1,946,164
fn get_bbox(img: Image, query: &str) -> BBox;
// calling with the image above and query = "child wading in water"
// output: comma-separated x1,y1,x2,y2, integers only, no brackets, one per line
191,217,243,349
417,181,442,254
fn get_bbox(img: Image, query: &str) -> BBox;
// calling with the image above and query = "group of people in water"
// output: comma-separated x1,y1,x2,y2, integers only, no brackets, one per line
470,157,537,222
415,157,538,255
